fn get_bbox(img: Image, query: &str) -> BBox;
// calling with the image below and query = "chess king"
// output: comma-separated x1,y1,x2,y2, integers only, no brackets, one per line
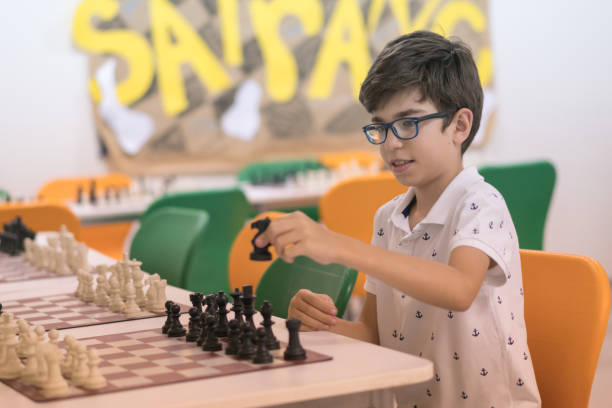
254,31,541,407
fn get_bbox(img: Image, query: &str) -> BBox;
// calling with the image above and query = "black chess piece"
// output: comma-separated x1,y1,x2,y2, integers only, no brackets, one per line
241,285,256,329
185,307,201,342
167,303,186,337
202,315,222,351
230,288,243,323
196,312,208,346
89,180,97,205
76,185,83,204
225,319,241,355
215,291,229,337
260,301,280,350
253,327,273,364
250,217,272,261
284,319,307,361
205,293,218,315
237,325,256,359
162,300,174,334
0,232,19,256
0,303,3,316
190,292,204,313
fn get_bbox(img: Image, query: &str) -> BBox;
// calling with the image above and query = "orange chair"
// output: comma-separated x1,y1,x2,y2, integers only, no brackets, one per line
0,202,81,240
318,171,408,296
319,150,382,170
227,211,286,292
37,173,131,202
521,249,610,408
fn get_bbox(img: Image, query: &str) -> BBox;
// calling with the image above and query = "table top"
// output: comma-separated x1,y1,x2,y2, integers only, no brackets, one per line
0,248,434,408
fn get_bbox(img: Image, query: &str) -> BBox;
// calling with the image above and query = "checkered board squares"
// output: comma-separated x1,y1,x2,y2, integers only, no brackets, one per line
0,253,58,283
1,294,189,331
2,328,333,402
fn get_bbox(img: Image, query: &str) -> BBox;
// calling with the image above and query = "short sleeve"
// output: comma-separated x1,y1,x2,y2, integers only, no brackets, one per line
448,192,516,285
364,205,388,295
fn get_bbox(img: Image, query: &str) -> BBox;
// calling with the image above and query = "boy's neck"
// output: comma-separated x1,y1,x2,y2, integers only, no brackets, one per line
408,164,464,229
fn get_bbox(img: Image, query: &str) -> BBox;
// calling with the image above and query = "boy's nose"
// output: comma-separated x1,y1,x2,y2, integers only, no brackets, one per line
383,129,404,149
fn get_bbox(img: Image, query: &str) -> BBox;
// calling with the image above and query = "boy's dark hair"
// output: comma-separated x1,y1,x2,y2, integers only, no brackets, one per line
359,31,483,154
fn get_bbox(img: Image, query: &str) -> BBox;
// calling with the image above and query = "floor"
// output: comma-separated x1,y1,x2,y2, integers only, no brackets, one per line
589,283,612,407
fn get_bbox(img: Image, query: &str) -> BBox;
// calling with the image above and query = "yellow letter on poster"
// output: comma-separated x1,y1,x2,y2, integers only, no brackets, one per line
218,0,242,66
72,0,154,105
367,0,442,34
151,0,231,116
308,0,370,100
250,0,323,102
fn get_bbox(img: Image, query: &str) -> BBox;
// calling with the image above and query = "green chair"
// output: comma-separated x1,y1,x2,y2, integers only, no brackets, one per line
254,256,357,319
478,160,556,250
129,207,209,288
143,188,254,294
0,189,10,201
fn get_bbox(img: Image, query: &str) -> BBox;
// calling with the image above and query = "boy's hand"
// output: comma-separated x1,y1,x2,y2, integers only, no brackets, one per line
288,289,338,331
254,211,341,265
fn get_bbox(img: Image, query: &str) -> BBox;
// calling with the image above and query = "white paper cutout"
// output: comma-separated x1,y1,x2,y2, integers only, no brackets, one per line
221,79,262,142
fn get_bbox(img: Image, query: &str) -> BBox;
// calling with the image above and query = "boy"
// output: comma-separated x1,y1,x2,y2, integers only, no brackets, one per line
255,31,540,407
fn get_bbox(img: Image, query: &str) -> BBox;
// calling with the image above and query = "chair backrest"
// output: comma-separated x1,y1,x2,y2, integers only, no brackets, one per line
237,159,324,184
479,161,556,250
129,207,209,288
318,150,382,170
0,202,81,240
255,256,357,319
318,171,408,296
521,249,610,408
38,173,131,202
144,188,254,294
227,211,286,292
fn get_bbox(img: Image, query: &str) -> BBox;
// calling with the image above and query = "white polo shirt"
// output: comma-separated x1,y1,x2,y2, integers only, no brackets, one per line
364,166,540,408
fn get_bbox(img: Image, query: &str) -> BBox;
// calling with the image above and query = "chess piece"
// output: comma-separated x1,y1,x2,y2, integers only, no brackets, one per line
202,315,222,351
55,250,71,276
108,276,125,313
70,342,89,386
284,319,307,361
82,272,95,303
24,237,33,263
215,291,229,337
48,329,60,346
16,319,31,358
82,349,107,390
225,319,241,355
41,343,70,398
185,307,201,342
253,327,273,364
162,301,174,334
167,303,186,337
237,325,256,359
0,313,24,379
123,280,143,317
229,288,244,323
89,179,97,205
241,285,256,329
20,327,39,385
61,336,76,378
94,273,110,307
149,278,167,314
76,185,83,203
130,261,147,308
189,292,204,313
145,273,160,311
260,301,280,350
250,217,272,260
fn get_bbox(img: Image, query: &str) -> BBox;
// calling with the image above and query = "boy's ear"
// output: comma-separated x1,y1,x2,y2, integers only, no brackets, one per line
451,108,473,145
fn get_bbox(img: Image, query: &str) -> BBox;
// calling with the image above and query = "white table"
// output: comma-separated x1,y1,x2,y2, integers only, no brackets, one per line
1,251,434,408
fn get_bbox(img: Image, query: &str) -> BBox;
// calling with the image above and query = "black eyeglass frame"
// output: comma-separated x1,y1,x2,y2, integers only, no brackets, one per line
362,111,450,145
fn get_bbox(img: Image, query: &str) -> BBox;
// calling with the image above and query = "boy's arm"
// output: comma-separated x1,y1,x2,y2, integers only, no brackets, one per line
259,211,490,312
288,289,379,344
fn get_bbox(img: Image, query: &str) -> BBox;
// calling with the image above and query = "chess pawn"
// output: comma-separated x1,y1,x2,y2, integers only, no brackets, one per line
55,250,71,276
70,342,89,386
82,349,107,390
20,327,39,385
61,336,76,378
0,314,25,379
16,319,31,358
123,280,143,317
130,263,146,308
149,279,167,314
94,274,110,307
32,326,48,387
82,272,95,303
41,343,70,398
108,276,125,313
48,329,60,346
253,328,273,364
75,270,84,300
24,237,33,263
145,274,160,311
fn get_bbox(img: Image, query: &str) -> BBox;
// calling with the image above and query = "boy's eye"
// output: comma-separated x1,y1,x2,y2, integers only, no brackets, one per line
397,120,416,130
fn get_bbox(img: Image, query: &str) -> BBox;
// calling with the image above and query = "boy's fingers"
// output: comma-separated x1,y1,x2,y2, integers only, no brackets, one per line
289,306,333,331
301,290,338,316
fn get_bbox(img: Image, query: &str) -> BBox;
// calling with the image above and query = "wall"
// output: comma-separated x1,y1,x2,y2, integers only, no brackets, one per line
1,1,611,274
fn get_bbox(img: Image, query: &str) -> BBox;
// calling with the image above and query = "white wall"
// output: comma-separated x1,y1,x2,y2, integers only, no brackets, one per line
1,1,611,274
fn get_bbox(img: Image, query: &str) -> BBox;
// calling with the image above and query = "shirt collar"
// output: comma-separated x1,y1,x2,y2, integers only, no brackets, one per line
389,166,483,232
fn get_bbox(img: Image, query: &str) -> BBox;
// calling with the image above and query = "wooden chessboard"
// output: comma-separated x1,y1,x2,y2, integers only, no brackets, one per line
0,253,95,284
1,293,189,331
2,328,332,402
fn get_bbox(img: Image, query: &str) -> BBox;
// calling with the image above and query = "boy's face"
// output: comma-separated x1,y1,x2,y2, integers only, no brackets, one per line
371,88,465,188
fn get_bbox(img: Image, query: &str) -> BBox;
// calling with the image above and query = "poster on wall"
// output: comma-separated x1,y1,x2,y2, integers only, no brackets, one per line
73,0,494,175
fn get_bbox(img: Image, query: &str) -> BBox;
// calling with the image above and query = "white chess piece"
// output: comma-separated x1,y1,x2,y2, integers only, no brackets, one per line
149,279,167,314
76,242,89,273
75,270,84,300
19,326,39,386
82,349,107,390
145,273,161,311
108,276,125,313
129,259,146,308
32,326,48,387
24,237,33,263
41,342,70,398
55,250,72,276
94,274,110,307
70,342,89,386
0,313,24,379
16,319,31,358
123,280,143,317
82,272,95,303
61,336,76,378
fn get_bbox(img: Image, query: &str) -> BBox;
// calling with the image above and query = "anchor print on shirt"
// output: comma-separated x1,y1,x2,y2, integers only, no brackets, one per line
453,352,460,360
473,227,479,235
416,310,423,318
507,272,512,280
422,232,431,241
470,203,478,210
435,373,441,382
431,332,435,341
432,249,437,257
507,337,515,346
399,333,405,341
511,312,515,320
523,352,529,360
516,378,525,386
392,330,397,338
453,229,458,236
472,328,480,337
448,311,454,319
520,287,524,296
481,368,488,376
500,220,504,229
489,220,495,229
497,296,503,304
461,391,468,399
377,228,384,237
426,388,432,397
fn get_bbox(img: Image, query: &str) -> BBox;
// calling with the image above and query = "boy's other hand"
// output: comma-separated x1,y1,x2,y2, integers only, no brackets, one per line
254,211,342,265
288,289,338,331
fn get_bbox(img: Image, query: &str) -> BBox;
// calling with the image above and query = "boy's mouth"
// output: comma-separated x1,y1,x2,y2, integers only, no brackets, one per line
390,159,415,172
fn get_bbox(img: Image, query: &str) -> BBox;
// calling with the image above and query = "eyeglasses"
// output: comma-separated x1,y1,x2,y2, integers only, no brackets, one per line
362,112,449,145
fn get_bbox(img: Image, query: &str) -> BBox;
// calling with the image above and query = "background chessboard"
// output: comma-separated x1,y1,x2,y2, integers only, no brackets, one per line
3,328,332,402
2,293,189,331
0,253,89,283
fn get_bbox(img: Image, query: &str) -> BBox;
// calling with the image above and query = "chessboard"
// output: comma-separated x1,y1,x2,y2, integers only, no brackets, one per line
1,294,189,331
0,253,95,284
3,327,332,402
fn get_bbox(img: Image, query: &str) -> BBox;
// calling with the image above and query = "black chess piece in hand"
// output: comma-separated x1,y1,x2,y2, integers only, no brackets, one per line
284,319,307,361
253,328,273,364
250,217,272,261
